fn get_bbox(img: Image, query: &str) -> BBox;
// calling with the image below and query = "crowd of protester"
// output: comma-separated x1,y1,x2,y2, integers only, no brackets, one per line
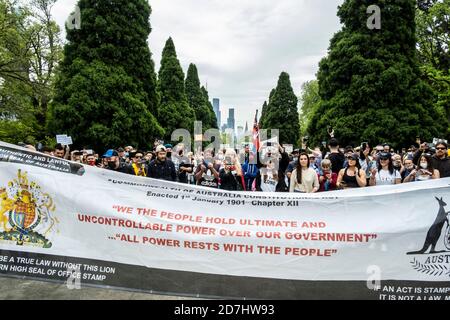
26,137,450,193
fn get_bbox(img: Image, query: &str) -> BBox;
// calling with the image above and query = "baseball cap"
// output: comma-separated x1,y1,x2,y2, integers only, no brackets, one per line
379,152,391,160
103,149,119,158
155,145,167,153
164,144,173,149
347,153,359,160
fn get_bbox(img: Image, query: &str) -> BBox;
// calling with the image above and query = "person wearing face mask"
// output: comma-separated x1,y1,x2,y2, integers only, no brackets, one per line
86,154,98,167
404,154,440,182
164,144,173,160
103,149,127,173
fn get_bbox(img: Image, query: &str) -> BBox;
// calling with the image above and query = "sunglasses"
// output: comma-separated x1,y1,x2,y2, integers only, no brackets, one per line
436,147,447,150
347,157,356,161
379,158,390,161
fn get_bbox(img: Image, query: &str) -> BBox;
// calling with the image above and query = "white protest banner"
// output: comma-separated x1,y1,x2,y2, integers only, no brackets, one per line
283,144,293,154
56,135,73,146
0,140,450,300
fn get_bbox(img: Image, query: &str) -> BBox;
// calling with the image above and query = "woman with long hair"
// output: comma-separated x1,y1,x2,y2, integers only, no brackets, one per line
289,153,319,193
336,153,367,189
369,152,401,186
403,154,440,182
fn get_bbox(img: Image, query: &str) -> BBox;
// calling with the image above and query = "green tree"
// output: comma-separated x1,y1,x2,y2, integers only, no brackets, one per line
157,38,195,141
262,72,300,145
299,80,321,139
259,88,276,129
416,0,450,138
308,0,444,148
47,0,162,150
259,101,268,128
0,0,62,143
201,85,218,130
185,63,212,130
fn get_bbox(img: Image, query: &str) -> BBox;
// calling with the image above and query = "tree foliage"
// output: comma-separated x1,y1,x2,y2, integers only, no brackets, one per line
416,0,450,139
157,37,194,141
47,0,162,150
308,0,444,148
261,72,300,145
0,0,62,143
299,80,321,139
185,63,216,130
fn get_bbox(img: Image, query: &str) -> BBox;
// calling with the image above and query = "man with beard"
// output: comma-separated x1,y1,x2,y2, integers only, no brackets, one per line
148,145,177,182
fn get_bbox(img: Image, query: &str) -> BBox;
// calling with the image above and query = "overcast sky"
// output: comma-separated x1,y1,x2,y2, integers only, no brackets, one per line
53,0,343,129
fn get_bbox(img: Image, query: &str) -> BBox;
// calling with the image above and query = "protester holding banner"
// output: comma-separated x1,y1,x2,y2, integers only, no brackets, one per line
289,153,319,193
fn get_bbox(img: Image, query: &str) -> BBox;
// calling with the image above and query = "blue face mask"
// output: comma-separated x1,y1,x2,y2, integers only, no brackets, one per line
125,152,129,157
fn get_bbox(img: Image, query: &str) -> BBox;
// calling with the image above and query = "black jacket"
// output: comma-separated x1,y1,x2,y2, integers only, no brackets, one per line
432,156,450,178
148,159,177,181
219,169,244,191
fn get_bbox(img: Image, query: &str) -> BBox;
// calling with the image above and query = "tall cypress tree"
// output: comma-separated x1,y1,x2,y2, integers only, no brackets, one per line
201,86,218,130
308,0,443,148
185,63,212,130
263,72,300,145
47,0,162,151
259,88,276,129
259,101,268,128
158,38,195,140
157,38,195,140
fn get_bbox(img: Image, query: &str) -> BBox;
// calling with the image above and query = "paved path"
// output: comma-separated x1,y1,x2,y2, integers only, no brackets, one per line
0,276,195,300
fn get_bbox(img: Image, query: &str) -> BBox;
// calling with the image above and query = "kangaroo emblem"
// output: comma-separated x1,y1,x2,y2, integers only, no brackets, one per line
408,197,450,255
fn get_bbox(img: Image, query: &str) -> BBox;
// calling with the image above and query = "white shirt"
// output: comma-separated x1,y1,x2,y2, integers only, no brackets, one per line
375,169,401,185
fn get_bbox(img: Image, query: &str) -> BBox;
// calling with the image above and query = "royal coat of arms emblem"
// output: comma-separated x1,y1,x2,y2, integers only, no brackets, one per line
0,170,58,248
